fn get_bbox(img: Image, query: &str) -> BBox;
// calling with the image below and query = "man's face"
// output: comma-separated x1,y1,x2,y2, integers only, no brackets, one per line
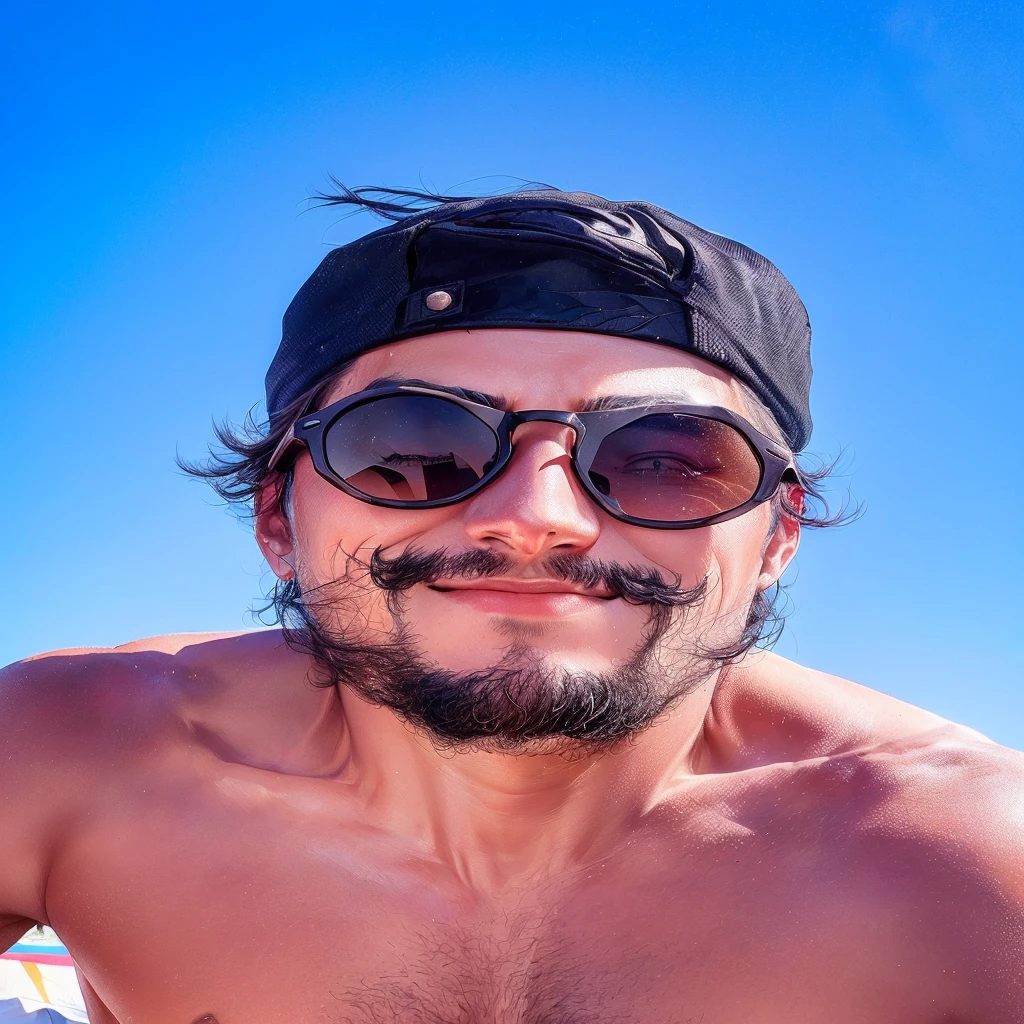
257,328,799,751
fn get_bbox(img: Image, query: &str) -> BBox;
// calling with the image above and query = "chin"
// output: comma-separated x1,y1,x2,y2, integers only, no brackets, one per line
412,634,622,679
407,610,641,672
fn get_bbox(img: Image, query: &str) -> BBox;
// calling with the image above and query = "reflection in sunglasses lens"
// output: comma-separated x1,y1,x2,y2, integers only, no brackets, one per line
324,396,500,502
589,414,761,522
323,398,761,523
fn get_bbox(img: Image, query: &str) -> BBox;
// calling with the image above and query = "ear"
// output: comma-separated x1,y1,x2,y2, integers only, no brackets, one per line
254,477,295,580
757,484,803,591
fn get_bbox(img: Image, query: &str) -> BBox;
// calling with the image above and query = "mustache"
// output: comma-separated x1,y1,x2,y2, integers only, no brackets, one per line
365,547,707,608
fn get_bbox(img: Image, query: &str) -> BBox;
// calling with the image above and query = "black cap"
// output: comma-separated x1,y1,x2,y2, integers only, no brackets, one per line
266,189,813,451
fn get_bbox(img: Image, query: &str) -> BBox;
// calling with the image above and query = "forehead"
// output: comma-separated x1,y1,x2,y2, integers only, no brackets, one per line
329,328,752,413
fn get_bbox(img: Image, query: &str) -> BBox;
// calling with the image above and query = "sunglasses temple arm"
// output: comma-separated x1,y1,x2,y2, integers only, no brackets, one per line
268,425,299,472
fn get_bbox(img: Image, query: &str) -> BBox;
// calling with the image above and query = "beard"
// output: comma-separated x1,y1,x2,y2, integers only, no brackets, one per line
276,547,773,757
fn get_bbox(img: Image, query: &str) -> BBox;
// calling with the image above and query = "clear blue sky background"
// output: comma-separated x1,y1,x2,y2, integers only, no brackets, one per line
2,1,1021,747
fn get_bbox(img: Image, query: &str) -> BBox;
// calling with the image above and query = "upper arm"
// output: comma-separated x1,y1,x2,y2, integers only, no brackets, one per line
862,738,1024,1020
0,648,179,928
943,749,1024,1021
1,655,108,929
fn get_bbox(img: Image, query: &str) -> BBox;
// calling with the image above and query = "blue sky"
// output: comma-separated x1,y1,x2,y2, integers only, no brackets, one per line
2,1,1021,747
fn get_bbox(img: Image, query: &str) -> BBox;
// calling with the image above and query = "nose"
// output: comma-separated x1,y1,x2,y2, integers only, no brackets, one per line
460,421,602,558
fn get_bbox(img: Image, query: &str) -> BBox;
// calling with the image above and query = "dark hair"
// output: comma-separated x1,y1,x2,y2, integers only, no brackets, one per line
180,183,860,651
180,371,853,525
308,177,556,221
180,374,856,656
178,362,353,520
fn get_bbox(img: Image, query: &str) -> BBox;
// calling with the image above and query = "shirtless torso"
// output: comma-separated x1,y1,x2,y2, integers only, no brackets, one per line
2,630,1021,1024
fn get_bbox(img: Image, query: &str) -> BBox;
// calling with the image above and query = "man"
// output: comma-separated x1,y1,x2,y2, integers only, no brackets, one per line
2,187,1022,1024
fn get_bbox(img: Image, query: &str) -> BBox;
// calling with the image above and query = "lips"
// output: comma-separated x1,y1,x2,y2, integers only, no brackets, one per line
428,578,616,599
426,577,617,617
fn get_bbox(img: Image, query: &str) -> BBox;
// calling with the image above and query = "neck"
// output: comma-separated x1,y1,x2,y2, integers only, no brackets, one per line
333,671,722,893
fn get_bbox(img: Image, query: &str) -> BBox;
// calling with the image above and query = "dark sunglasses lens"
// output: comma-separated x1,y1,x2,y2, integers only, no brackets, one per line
323,395,499,503
589,414,763,522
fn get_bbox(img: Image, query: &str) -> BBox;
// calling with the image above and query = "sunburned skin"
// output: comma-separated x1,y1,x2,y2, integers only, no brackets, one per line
2,329,1023,1023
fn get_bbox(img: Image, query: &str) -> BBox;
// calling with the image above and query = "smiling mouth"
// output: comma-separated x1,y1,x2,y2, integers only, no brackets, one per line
427,578,616,600
424,580,618,619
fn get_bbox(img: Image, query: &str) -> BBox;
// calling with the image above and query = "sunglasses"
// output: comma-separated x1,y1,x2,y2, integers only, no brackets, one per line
268,384,797,529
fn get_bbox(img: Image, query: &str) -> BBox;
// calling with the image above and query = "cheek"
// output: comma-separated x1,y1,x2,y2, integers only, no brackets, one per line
289,470,371,577
621,509,771,610
287,459,451,591
622,528,715,587
286,473,415,638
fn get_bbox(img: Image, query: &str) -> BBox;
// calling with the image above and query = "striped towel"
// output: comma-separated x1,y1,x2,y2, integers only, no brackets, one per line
0,944,88,1023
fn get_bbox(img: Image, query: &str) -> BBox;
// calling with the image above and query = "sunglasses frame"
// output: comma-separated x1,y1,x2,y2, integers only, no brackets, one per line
268,384,798,530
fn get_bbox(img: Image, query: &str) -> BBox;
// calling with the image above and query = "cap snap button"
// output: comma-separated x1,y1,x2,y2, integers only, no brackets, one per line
425,289,453,312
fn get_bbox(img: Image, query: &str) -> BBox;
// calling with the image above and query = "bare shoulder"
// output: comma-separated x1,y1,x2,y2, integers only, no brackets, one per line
0,634,218,926
847,730,1024,1018
726,661,1020,1007
0,629,328,927
726,651,1023,895
0,634,223,772
2,629,300,755
845,721,1024,851
711,652,1024,1014
4,630,250,722
710,649,987,767
4,627,341,786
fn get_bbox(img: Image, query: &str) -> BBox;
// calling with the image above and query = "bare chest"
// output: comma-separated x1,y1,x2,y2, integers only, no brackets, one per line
44,765,944,1024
